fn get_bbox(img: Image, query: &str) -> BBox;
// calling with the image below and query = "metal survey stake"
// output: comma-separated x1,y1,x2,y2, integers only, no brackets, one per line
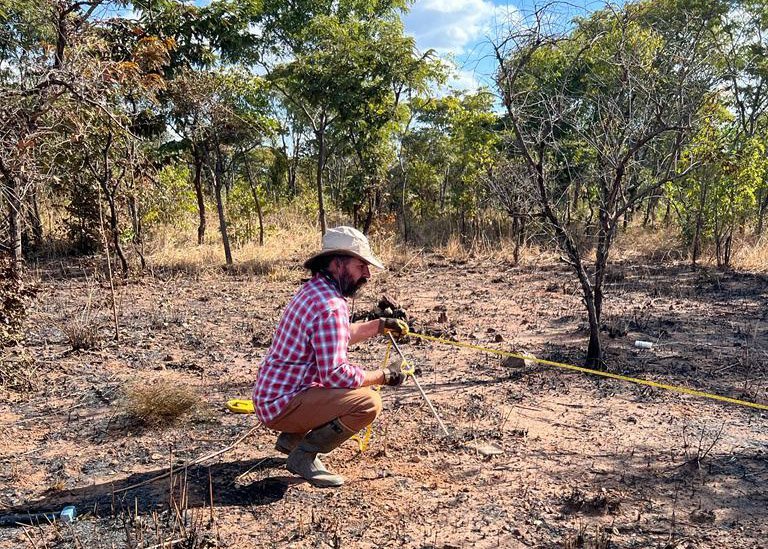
387,333,450,437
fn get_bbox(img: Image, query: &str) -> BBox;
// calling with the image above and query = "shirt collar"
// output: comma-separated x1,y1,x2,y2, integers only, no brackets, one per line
316,271,343,297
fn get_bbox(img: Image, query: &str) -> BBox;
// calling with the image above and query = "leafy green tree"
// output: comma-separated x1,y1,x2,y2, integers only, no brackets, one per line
261,0,433,234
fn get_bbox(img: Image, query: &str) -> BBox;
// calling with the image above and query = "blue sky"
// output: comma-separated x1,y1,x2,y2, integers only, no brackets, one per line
402,0,607,93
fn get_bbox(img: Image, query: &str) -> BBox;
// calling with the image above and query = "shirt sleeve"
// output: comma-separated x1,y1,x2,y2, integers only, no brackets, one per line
311,306,365,388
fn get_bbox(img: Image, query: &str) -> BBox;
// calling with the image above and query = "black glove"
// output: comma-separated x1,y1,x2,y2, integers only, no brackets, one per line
379,318,409,337
382,364,406,387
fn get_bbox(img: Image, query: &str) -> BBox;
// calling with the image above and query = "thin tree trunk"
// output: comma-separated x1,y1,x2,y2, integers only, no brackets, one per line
7,178,23,265
362,193,374,235
28,185,43,249
193,145,206,245
757,187,768,236
100,180,128,275
315,127,327,234
243,159,264,246
127,194,146,270
212,147,233,265
692,183,708,265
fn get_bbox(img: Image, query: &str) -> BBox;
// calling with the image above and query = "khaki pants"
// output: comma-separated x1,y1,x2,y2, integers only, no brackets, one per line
264,387,382,433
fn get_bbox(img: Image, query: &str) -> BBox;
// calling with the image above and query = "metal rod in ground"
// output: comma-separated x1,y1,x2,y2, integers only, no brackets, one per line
388,333,450,437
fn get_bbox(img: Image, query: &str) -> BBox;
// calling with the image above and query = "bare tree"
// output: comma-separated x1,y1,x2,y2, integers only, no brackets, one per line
492,2,714,367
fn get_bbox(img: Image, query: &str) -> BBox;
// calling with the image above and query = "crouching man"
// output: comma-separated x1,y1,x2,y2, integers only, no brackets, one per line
252,226,408,487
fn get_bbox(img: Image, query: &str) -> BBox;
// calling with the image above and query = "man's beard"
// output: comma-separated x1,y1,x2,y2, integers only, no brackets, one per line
338,270,368,297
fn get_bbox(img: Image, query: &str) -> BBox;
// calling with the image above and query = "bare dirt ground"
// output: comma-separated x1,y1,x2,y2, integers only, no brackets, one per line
1,251,767,548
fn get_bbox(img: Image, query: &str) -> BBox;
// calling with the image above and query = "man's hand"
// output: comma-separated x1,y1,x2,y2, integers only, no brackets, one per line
382,364,406,386
379,318,409,337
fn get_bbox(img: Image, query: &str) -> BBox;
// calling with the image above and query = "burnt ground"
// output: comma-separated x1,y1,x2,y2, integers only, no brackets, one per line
0,252,766,548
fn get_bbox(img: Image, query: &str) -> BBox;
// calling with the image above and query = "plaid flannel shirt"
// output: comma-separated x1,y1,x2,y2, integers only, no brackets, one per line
252,273,365,424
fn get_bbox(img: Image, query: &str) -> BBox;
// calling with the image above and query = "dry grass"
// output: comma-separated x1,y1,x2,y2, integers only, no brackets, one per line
139,207,768,278
62,316,100,351
121,379,199,426
732,236,768,272
146,206,320,276
612,224,687,263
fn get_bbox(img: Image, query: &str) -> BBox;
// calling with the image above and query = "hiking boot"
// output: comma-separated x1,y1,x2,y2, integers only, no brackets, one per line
286,419,355,488
274,432,304,455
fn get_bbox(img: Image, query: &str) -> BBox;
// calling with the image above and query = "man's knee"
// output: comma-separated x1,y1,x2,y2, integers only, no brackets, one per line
367,389,382,420
342,388,382,430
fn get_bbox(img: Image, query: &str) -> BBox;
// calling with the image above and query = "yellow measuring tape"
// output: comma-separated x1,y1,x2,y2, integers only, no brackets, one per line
407,332,768,412
351,339,417,452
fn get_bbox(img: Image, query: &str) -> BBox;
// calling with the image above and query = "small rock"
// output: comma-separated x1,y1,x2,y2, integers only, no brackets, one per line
502,350,536,368
466,443,504,457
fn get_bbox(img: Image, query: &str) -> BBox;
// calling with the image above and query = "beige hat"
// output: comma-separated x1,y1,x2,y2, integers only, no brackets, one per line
303,226,385,270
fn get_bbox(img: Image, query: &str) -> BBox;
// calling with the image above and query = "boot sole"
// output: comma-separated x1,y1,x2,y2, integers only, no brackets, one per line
286,464,344,488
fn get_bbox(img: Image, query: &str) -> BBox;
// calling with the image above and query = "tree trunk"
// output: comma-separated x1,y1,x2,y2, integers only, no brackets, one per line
585,304,602,369
400,168,410,244
290,131,301,197
213,147,233,265
757,187,768,236
7,178,23,265
28,185,43,250
100,180,129,275
315,127,327,234
127,194,146,270
692,183,708,265
362,193,374,235
244,159,265,246
193,145,207,245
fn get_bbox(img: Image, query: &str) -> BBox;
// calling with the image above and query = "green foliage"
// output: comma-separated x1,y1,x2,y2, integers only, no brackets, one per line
143,163,198,229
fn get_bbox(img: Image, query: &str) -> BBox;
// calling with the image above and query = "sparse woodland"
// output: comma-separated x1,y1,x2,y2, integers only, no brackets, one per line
1,1,767,548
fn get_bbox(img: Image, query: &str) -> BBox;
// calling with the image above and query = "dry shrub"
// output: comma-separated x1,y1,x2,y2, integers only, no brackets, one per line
122,379,199,426
562,487,622,516
0,256,34,346
439,234,472,261
372,235,425,273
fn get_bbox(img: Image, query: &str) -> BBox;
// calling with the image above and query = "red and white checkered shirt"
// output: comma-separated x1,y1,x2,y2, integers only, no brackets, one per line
252,273,366,424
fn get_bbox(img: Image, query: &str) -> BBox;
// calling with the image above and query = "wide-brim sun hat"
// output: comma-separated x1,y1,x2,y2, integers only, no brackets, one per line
303,226,385,271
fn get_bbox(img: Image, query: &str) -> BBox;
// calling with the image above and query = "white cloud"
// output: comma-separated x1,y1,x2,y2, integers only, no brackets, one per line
404,1,523,96
404,0,498,55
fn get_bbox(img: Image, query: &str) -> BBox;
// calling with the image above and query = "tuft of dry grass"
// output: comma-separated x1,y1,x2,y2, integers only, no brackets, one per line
122,379,199,426
62,316,100,350
563,523,612,549
439,234,472,262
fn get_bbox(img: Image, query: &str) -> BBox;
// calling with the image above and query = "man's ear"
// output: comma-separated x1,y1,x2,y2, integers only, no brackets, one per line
327,256,343,274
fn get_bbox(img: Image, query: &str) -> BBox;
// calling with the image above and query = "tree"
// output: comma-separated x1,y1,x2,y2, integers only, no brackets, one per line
494,2,715,367
169,70,272,264
260,0,431,234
